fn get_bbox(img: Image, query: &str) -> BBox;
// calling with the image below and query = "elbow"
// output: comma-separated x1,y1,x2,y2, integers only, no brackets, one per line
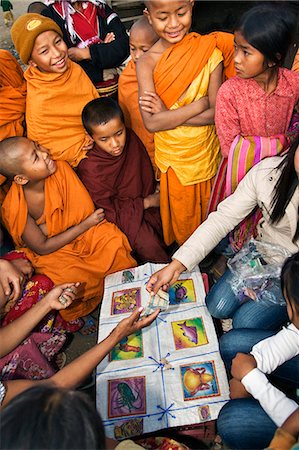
31,246,52,256
145,123,158,133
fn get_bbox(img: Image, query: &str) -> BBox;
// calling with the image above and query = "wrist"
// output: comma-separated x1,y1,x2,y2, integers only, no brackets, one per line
171,259,186,274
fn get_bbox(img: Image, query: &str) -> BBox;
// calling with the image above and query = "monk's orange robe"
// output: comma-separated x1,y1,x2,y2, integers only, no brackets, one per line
118,59,158,176
0,50,26,203
24,61,99,167
2,161,136,321
0,50,26,140
292,49,299,74
153,32,235,245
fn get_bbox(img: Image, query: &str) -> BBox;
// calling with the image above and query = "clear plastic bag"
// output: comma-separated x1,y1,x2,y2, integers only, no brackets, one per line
227,239,291,305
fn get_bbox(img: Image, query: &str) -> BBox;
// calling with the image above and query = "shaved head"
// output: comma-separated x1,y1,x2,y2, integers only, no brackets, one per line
0,136,28,179
130,16,158,43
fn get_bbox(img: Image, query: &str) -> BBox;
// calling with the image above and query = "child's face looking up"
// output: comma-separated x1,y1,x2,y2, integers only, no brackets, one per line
146,0,193,45
91,117,126,157
234,31,270,80
16,140,56,183
29,30,68,74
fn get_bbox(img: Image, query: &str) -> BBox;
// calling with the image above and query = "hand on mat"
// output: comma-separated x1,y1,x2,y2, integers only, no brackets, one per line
84,208,105,230
231,352,257,381
147,259,186,295
139,91,167,114
112,307,160,341
44,282,80,311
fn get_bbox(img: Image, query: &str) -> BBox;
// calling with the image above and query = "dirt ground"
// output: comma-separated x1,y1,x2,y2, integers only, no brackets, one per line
0,0,30,55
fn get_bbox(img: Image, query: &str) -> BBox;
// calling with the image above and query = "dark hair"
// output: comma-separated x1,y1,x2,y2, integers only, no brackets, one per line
281,252,299,320
0,385,106,449
27,2,49,13
82,97,125,136
235,4,296,66
270,136,299,241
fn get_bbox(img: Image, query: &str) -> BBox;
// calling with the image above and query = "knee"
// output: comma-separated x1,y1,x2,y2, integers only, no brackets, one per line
206,277,238,319
219,330,242,371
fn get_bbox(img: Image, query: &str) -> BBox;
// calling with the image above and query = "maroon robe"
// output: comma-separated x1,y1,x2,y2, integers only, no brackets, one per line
77,129,169,263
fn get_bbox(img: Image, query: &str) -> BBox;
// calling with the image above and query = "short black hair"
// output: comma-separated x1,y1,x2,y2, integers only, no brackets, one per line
0,385,106,449
82,97,125,137
235,4,296,66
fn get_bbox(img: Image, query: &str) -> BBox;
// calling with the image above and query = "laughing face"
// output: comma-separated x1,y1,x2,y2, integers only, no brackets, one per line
145,0,193,46
29,30,69,74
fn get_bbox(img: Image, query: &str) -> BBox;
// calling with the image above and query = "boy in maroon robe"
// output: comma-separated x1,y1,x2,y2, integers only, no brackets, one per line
77,98,169,264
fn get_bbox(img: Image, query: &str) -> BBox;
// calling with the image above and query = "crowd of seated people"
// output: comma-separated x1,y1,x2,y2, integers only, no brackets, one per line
0,1,298,449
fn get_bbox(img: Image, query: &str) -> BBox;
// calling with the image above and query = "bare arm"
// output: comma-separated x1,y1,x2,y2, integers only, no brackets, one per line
183,62,223,126
21,209,105,256
137,54,209,133
0,283,78,357
1,308,160,408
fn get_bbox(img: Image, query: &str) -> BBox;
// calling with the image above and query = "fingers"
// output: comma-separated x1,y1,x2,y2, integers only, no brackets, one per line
146,275,158,293
9,276,22,302
138,308,160,328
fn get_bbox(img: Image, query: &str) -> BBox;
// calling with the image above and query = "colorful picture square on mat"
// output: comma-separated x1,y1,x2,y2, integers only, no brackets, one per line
171,317,208,350
180,361,220,401
111,287,141,315
108,376,146,418
169,279,196,305
114,418,144,440
109,331,143,361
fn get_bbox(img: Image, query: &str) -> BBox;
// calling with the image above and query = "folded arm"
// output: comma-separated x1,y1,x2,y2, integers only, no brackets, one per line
137,54,210,133
21,210,104,256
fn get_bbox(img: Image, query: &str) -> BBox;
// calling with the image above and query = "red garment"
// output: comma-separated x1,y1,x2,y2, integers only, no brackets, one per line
77,129,169,263
53,2,100,44
215,68,299,157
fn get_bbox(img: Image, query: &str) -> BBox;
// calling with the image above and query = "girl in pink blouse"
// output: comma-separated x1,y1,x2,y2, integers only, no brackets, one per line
213,4,299,253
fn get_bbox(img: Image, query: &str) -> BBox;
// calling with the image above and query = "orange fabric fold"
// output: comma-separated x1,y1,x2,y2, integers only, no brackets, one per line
160,168,214,245
2,161,136,321
0,49,26,140
118,59,157,173
292,49,299,74
154,31,235,108
24,61,99,167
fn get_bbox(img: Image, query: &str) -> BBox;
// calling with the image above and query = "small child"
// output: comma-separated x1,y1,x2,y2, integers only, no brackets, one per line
77,97,170,264
118,17,159,172
0,0,13,27
10,13,99,168
137,0,235,246
0,137,136,322
217,252,299,449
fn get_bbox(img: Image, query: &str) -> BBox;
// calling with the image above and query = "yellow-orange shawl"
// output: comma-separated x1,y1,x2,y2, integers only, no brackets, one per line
118,59,156,171
0,50,26,140
24,60,99,167
2,161,136,321
154,31,235,109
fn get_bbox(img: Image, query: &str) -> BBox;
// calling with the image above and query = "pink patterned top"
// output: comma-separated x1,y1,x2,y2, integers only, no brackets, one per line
215,68,299,157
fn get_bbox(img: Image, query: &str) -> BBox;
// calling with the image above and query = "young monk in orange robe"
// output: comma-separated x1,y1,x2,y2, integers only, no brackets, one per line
0,50,26,141
10,13,98,168
118,17,159,174
0,50,27,204
137,0,235,246
0,137,136,322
